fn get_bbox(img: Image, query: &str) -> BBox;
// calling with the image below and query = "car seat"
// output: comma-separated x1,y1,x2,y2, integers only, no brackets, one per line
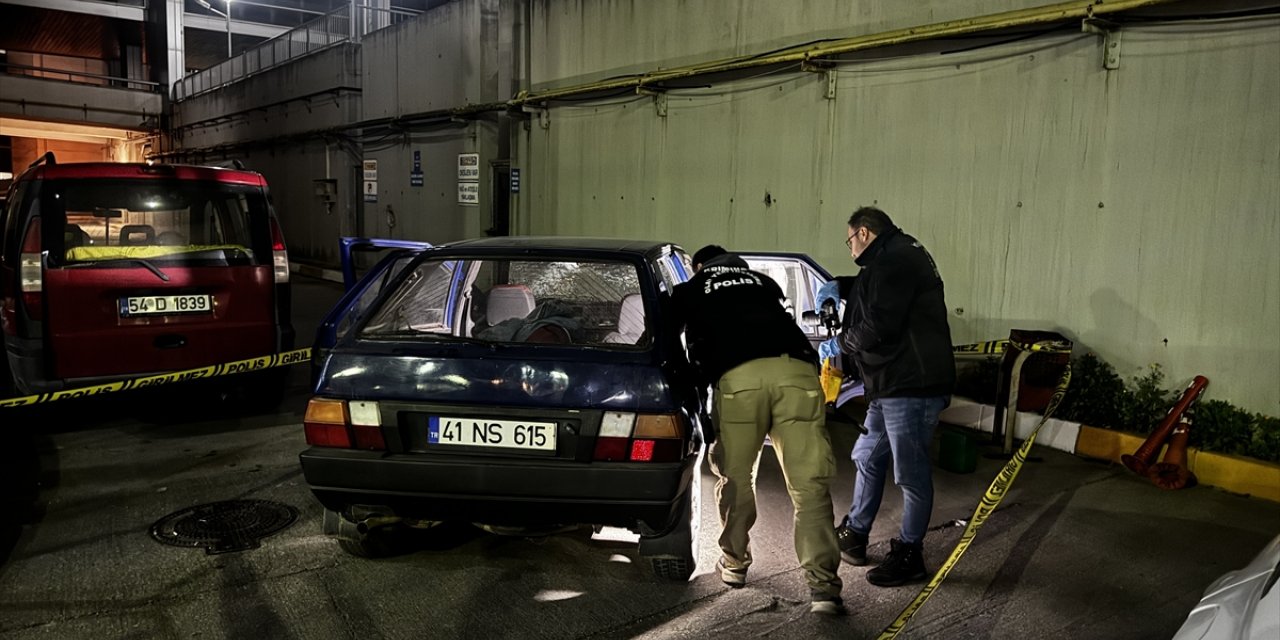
603,293,645,344
156,230,187,246
64,224,92,249
486,284,536,324
119,224,156,246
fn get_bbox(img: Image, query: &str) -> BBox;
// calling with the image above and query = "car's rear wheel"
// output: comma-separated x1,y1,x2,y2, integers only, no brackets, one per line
640,476,700,581
650,556,695,581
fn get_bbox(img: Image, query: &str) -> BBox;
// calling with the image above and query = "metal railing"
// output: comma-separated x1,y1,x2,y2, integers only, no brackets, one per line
174,2,420,101
1,61,159,91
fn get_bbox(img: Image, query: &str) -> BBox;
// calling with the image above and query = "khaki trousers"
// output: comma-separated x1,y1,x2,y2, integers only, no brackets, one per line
708,355,842,598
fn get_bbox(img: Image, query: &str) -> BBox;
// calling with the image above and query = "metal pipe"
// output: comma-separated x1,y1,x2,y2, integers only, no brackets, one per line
514,0,1182,105
226,2,232,59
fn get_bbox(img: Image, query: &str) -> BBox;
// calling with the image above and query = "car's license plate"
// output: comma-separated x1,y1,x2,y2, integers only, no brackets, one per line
428,417,557,451
119,294,212,317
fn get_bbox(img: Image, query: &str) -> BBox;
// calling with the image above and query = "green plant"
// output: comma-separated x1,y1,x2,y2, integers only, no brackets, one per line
954,350,1279,463
1249,414,1280,462
1190,400,1253,456
1056,353,1127,428
1122,364,1176,435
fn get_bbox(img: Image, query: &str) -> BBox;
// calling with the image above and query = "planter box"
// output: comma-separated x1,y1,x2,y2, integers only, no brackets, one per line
941,397,1280,504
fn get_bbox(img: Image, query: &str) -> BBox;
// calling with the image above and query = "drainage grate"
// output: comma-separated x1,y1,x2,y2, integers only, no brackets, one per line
150,499,299,554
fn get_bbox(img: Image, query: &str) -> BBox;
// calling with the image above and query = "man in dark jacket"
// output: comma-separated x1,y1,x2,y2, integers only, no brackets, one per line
672,245,845,615
817,206,955,587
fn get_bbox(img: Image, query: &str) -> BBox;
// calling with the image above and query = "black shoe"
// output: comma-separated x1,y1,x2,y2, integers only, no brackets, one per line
835,519,868,566
866,538,927,587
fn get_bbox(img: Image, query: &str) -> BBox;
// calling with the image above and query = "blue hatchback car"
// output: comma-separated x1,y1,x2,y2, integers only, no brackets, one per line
301,236,835,580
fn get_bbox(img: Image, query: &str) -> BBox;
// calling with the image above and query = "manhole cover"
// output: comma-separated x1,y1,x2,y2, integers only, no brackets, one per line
150,499,299,554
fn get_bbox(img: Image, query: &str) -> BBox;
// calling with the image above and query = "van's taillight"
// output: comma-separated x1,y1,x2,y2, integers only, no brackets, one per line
270,218,289,284
18,218,42,321
303,398,386,450
593,412,685,462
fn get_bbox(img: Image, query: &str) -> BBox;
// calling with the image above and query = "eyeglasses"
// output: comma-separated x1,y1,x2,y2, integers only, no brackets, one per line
845,228,861,250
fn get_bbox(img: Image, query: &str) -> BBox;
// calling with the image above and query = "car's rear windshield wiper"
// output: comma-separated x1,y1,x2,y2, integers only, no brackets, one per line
66,258,170,282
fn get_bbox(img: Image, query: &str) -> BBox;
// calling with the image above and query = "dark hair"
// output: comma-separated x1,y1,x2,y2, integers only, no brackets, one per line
691,244,728,269
848,206,894,235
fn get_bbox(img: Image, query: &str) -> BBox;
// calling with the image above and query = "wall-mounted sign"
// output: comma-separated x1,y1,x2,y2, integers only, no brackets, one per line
458,181,479,205
363,159,378,202
510,168,521,193
410,150,423,187
457,153,480,180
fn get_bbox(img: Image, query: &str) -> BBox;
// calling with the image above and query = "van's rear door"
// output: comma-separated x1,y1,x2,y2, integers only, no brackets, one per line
40,173,277,380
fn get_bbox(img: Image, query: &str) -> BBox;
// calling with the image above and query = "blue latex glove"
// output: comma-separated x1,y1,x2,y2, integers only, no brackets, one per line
818,336,841,361
816,280,841,309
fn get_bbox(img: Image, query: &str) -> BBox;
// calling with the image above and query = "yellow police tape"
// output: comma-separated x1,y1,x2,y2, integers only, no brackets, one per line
952,338,1072,356
878,340,1072,639
0,348,311,409
0,337,1065,410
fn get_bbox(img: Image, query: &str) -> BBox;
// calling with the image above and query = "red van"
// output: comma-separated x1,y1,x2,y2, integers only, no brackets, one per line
0,154,294,403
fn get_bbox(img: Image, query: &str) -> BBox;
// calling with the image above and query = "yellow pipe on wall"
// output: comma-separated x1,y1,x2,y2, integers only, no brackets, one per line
514,0,1181,105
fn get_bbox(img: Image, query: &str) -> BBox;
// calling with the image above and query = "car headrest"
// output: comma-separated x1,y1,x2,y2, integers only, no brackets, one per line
487,284,535,324
617,293,645,336
119,224,156,246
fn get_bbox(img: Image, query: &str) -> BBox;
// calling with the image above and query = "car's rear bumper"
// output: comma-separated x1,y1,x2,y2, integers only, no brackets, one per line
300,448,697,531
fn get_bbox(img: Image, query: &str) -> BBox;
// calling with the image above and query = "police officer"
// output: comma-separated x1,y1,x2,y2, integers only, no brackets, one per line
671,245,845,616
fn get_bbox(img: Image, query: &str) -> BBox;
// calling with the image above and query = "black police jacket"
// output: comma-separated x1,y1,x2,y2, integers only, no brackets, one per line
834,226,955,399
671,254,818,386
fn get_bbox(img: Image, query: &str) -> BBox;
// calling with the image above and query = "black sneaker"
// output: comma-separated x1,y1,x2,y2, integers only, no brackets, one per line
866,538,927,587
835,519,868,566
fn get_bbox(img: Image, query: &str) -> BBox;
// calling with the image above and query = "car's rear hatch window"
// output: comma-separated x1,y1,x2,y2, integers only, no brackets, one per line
49,178,266,267
40,177,276,379
360,256,650,348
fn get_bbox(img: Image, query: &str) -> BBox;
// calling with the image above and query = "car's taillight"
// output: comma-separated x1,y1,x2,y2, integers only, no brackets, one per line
303,398,386,450
349,400,386,450
304,398,350,447
593,411,685,462
18,218,42,322
270,217,289,284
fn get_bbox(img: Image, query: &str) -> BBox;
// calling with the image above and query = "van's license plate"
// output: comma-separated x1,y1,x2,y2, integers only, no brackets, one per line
119,295,212,317
428,417,557,451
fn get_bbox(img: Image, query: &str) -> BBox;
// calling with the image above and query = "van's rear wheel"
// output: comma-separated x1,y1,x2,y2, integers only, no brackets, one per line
238,368,289,413
0,355,14,400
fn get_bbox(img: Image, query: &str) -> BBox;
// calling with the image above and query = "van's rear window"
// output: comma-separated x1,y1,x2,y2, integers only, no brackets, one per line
43,178,268,266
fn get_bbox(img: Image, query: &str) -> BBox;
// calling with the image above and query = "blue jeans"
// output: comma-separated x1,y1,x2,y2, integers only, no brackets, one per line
845,395,949,545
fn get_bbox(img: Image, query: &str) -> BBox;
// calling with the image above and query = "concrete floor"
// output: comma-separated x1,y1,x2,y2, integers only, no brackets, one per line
0,275,1276,639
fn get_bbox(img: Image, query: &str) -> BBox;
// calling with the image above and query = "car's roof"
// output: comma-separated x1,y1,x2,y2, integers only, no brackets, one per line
439,236,682,255
23,163,267,186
